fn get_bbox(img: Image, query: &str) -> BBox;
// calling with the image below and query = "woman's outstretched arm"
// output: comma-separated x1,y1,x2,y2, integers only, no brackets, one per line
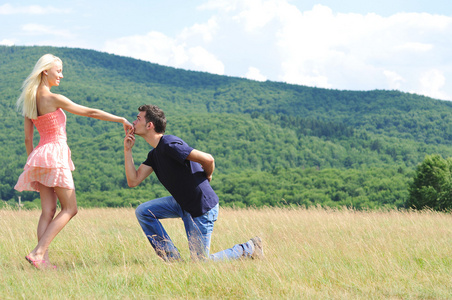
53,94,133,132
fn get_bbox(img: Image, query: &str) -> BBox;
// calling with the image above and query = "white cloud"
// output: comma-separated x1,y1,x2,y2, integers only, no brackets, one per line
180,17,219,43
418,69,448,100
0,39,14,46
245,67,266,81
232,0,280,32
103,0,452,100
384,70,405,90
186,46,224,74
104,31,176,65
103,31,224,75
22,24,74,39
0,3,70,15
249,2,452,99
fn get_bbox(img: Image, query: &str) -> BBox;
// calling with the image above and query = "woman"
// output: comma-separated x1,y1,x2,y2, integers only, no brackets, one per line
14,54,132,269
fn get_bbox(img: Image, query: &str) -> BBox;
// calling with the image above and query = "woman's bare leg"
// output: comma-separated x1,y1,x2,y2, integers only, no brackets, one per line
26,187,78,268
37,184,58,263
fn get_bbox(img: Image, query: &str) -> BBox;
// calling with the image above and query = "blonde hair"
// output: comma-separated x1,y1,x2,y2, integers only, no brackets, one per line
16,54,62,119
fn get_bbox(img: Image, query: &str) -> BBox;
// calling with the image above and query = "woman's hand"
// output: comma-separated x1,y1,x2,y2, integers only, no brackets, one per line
123,119,133,133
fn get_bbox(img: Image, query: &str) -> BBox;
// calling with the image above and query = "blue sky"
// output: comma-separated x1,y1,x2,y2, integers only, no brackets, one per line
1,0,451,100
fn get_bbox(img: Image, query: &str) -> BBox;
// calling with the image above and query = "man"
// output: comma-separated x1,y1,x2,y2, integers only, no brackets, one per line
124,104,263,262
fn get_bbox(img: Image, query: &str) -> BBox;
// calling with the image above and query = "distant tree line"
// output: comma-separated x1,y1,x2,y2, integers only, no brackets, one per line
1,45,452,211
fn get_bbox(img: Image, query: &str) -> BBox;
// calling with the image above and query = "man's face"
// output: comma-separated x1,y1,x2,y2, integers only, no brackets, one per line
133,111,148,135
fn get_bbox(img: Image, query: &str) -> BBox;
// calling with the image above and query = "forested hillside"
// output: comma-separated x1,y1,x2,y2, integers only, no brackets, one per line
1,46,451,209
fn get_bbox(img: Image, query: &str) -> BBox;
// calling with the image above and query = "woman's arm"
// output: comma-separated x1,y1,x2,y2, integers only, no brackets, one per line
54,94,133,132
24,117,34,156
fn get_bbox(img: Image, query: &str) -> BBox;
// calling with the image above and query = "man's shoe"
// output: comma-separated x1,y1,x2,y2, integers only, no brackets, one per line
249,236,264,259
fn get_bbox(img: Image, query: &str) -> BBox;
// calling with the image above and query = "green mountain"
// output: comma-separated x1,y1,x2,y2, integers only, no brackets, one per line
1,46,452,209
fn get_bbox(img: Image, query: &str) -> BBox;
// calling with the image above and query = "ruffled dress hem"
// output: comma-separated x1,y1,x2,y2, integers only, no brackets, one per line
14,108,75,193
14,166,75,192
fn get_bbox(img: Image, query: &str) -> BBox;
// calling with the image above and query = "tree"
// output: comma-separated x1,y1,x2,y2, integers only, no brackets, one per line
407,154,452,211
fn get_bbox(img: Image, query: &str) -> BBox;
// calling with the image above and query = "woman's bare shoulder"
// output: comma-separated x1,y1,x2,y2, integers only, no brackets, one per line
37,91,68,115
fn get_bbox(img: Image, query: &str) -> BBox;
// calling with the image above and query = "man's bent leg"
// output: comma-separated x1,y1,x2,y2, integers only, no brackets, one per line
183,204,218,261
182,203,264,261
135,196,185,261
209,240,254,261
209,236,264,261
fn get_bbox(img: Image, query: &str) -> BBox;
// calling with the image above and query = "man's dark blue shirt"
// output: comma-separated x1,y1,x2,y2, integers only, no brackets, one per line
142,135,219,217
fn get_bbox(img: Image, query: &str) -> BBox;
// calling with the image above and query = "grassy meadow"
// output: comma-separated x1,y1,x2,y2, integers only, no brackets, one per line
0,206,451,299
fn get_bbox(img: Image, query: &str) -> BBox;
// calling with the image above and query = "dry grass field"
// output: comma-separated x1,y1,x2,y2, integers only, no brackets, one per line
0,206,451,299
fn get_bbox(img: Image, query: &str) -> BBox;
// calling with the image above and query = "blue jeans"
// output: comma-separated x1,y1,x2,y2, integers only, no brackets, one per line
135,196,254,261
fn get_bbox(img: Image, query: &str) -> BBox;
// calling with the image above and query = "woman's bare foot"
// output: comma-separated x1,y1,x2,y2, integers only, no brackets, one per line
25,254,45,270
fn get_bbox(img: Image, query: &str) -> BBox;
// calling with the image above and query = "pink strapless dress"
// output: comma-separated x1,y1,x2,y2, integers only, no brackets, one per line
15,108,75,192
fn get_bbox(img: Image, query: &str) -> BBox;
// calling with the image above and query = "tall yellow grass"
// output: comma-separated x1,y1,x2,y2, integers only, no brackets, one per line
1,206,451,299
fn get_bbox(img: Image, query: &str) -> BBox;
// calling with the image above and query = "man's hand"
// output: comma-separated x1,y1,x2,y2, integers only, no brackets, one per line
123,128,154,188
186,149,215,182
124,128,136,150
